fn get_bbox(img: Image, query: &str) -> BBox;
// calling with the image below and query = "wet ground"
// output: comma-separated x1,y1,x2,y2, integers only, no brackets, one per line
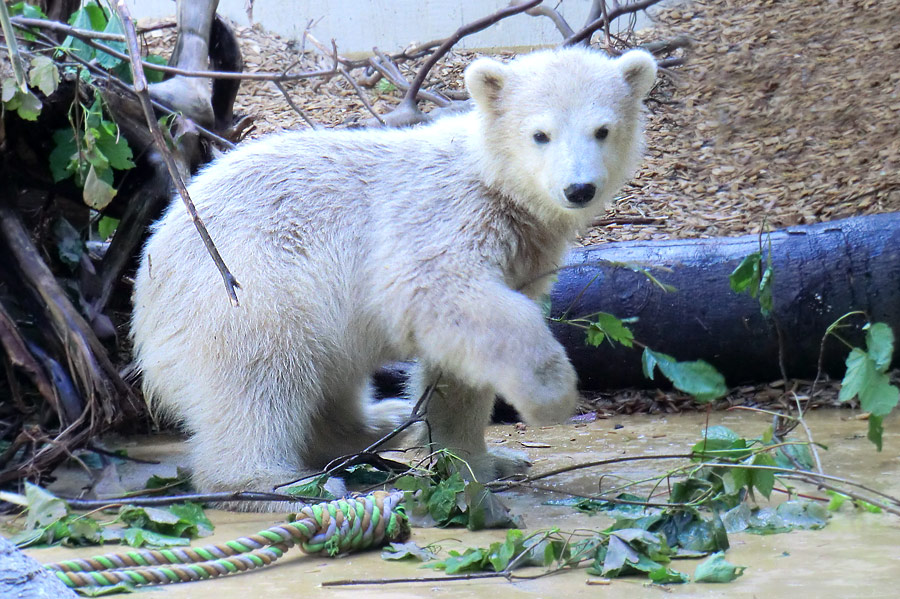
16,409,900,597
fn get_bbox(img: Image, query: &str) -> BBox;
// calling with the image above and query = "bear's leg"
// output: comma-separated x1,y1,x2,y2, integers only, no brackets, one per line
411,367,530,482
301,378,416,467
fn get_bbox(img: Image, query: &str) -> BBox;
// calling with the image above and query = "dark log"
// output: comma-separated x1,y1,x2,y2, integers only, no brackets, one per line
0,535,78,599
551,213,900,390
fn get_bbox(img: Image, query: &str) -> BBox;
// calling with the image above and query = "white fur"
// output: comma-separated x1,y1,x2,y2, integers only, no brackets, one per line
131,47,655,511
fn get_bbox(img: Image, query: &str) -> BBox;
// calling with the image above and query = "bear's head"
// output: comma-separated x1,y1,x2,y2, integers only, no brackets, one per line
465,47,656,226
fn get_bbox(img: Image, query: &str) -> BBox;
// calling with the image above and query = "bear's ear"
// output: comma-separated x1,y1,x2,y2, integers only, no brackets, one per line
465,57,509,110
616,49,658,98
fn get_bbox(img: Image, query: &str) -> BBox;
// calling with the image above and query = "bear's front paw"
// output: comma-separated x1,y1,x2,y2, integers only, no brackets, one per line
465,447,531,482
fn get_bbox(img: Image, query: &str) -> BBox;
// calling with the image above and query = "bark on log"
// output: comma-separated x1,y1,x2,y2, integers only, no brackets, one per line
0,535,78,599
551,213,900,390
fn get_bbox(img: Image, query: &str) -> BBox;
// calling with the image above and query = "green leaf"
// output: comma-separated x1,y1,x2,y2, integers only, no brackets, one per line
63,7,104,61
376,78,397,93
9,88,43,120
1,78,18,103
642,349,728,402
427,548,487,574
867,414,884,452
775,499,829,530
860,376,898,418
49,128,79,182
487,530,523,571
865,322,894,372
94,122,134,170
427,472,465,524
826,490,849,512
750,453,777,499
144,55,169,84
758,264,774,316
82,165,117,210
283,475,335,500
729,253,761,294
838,348,872,402
28,56,59,97
641,347,659,380
586,312,634,348
23,483,68,531
95,13,127,69
693,551,746,583
122,527,190,548
73,581,135,596
649,566,690,584
8,2,47,40
381,541,437,562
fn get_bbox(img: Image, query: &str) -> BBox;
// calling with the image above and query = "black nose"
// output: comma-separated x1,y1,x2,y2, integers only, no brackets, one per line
564,183,596,205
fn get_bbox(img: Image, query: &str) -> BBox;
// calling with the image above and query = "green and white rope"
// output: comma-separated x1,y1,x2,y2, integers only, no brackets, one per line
46,490,409,589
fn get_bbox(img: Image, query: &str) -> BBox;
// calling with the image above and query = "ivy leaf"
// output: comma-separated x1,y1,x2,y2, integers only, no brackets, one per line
83,165,117,210
865,322,894,372
642,348,728,402
586,312,634,348
29,56,59,97
693,551,747,583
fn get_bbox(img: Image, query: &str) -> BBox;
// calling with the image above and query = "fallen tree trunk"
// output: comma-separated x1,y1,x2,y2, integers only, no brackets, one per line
552,212,900,390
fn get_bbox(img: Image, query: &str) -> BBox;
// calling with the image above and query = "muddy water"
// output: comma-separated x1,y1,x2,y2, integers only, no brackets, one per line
20,410,900,598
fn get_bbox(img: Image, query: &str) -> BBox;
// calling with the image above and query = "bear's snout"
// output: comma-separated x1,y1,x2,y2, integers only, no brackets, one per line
563,183,596,206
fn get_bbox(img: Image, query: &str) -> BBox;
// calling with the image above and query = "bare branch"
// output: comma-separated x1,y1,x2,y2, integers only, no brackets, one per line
11,15,338,83
564,0,665,46
113,0,241,306
402,0,543,109
511,0,575,38
273,80,319,129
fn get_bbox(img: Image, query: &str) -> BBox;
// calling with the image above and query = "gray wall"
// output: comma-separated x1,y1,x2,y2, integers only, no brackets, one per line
129,0,654,54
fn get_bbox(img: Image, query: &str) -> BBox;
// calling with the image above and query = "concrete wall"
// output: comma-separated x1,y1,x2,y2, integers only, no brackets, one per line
129,0,654,54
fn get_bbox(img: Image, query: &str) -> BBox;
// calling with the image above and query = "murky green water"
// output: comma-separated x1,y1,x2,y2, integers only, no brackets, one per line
15,409,900,597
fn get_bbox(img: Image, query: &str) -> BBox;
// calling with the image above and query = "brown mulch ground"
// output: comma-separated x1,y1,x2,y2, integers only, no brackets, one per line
142,0,900,413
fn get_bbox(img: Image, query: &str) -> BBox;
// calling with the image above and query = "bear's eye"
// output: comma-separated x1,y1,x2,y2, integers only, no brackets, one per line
533,131,550,144
594,127,609,140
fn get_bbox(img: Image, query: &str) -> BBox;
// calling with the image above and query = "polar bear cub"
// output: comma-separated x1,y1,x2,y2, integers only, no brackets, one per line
131,47,656,510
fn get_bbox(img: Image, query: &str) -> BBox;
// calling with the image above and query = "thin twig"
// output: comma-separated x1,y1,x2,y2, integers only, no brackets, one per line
489,453,694,492
273,80,318,129
113,0,241,306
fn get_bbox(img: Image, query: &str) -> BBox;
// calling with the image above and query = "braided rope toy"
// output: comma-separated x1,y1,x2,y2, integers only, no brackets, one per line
45,490,409,590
